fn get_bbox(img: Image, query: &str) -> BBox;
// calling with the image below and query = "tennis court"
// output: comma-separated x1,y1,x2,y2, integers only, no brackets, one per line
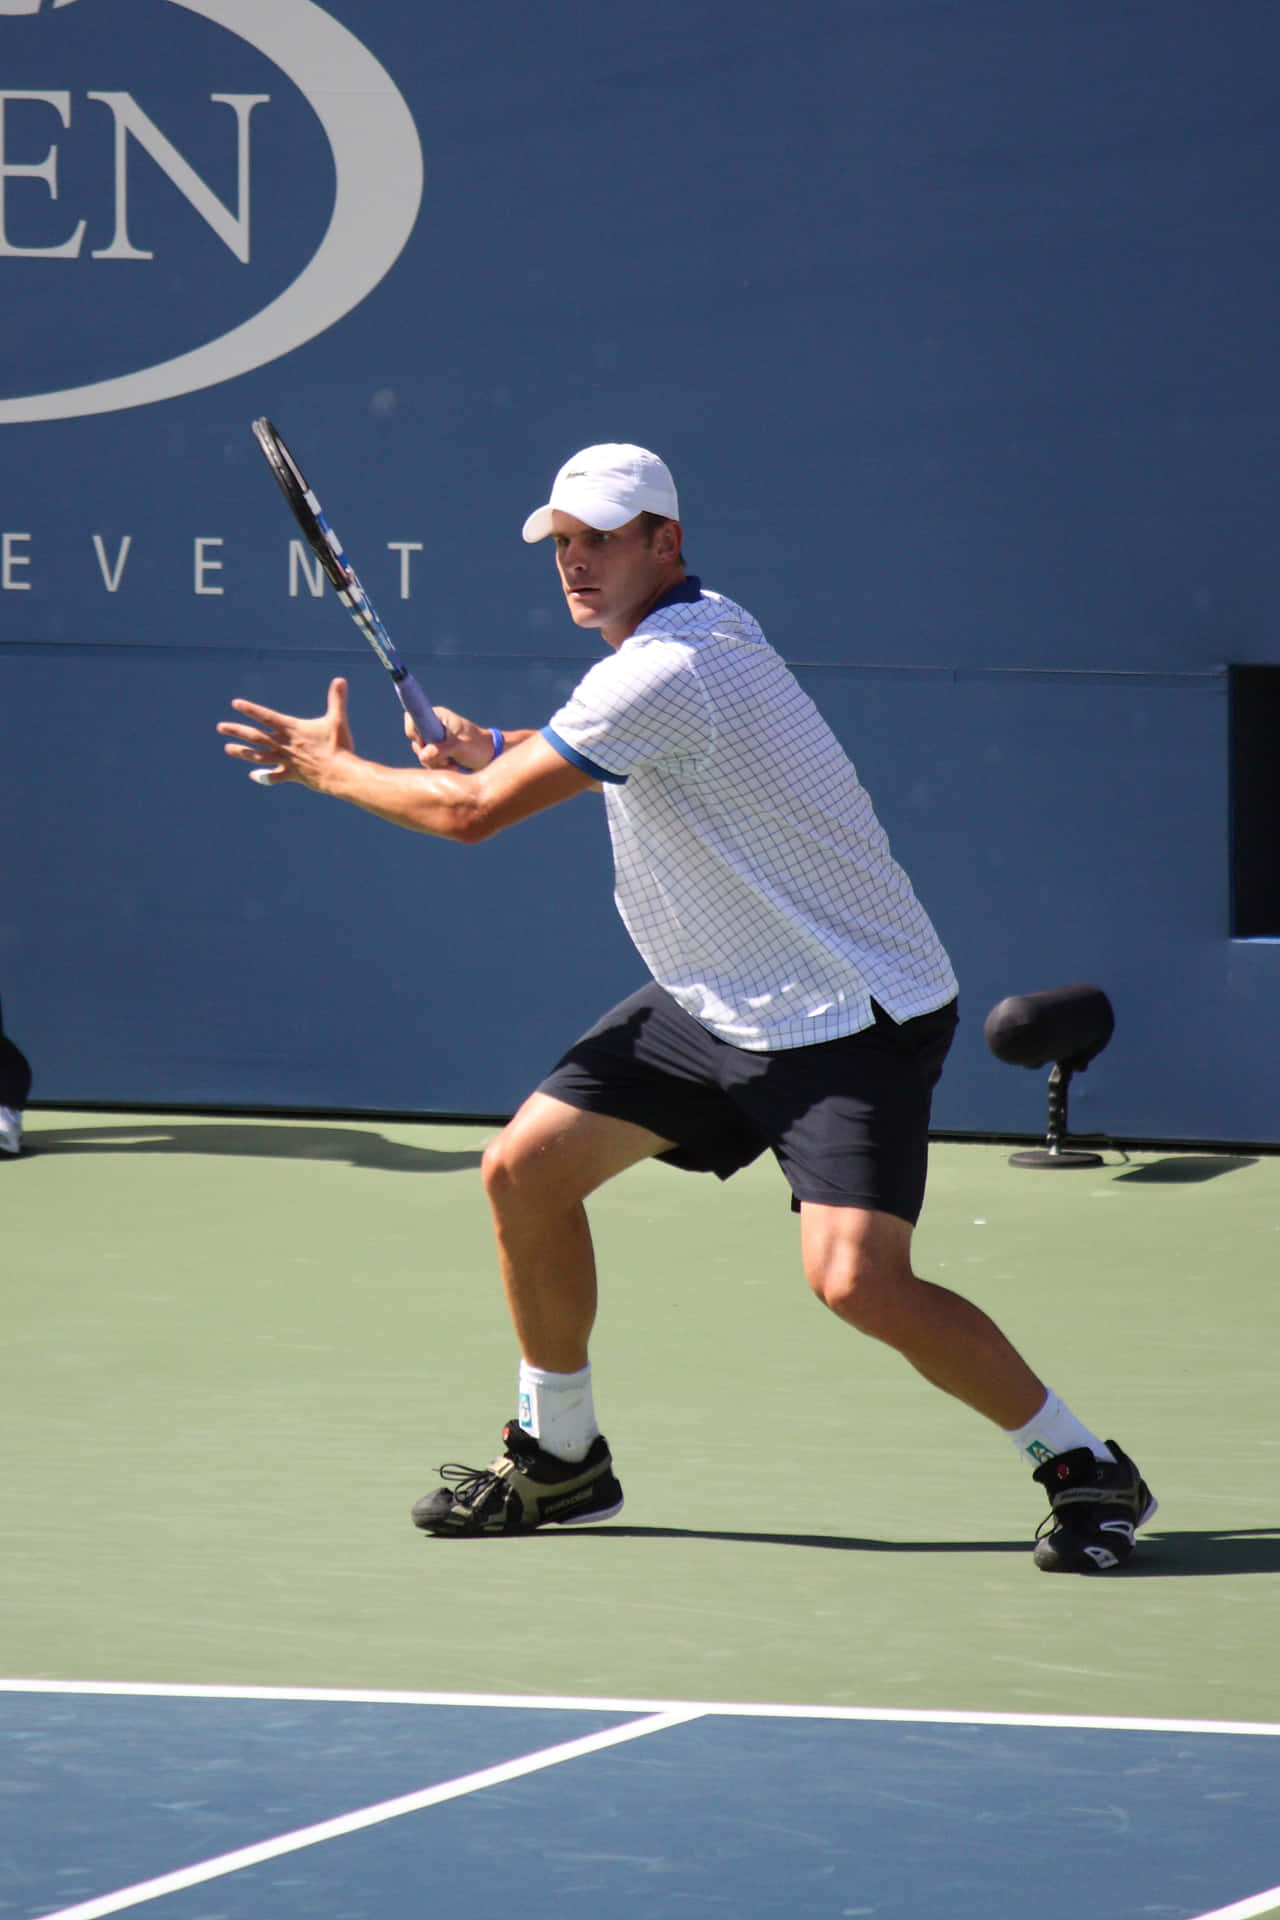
4,1114,1279,1917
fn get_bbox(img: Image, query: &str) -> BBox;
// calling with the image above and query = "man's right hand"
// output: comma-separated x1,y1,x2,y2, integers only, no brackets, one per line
405,706,497,772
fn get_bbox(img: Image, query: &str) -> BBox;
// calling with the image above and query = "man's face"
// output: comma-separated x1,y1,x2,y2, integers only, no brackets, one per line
550,510,680,646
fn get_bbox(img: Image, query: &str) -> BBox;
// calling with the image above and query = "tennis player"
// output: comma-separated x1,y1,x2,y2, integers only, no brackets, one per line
219,443,1155,1573
0,992,31,1157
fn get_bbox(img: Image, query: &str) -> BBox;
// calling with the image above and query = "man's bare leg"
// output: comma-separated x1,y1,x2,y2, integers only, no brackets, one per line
481,1092,674,1372
799,1201,1046,1429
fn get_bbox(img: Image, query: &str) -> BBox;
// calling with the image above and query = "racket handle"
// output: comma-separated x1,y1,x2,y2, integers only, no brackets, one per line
396,671,446,745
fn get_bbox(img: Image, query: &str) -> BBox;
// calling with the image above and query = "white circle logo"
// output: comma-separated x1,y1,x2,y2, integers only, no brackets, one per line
0,0,424,421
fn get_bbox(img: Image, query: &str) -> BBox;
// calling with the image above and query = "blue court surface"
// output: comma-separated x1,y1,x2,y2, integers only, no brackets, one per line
3,1682,1278,1920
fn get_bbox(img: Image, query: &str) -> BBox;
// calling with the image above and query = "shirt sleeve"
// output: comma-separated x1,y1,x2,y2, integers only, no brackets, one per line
543,636,714,782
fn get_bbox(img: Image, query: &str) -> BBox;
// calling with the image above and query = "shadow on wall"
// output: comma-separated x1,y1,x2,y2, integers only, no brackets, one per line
21,1120,487,1174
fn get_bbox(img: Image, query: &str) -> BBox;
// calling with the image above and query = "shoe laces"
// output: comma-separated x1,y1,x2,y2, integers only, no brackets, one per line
437,1459,495,1494
435,1427,529,1510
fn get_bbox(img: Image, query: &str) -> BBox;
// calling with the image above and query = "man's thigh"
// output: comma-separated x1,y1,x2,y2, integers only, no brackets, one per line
729,1001,957,1224
537,985,768,1181
492,1091,677,1204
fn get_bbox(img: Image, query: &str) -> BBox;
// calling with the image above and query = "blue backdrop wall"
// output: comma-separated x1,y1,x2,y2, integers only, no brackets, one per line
1,0,1277,1142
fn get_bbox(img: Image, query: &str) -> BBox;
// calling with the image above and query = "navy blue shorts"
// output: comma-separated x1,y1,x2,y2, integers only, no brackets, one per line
538,984,958,1225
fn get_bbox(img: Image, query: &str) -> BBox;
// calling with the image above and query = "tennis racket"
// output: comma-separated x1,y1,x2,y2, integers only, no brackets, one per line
251,417,444,747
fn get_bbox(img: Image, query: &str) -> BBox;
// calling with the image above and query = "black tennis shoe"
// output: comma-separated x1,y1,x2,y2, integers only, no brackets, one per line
412,1421,623,1536
1032,1440,1157,1573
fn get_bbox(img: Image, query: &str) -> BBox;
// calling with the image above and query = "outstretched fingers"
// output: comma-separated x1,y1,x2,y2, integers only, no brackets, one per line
217,680,351,788
229,696,290,730
217,706,293,781
219,716,282,754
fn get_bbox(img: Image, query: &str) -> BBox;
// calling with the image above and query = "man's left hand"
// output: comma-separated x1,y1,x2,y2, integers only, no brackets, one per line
218,676,355,789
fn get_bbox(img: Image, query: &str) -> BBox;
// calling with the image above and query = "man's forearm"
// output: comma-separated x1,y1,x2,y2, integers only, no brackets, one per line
220,681,596,837
317,751,483,840
313,732,596,843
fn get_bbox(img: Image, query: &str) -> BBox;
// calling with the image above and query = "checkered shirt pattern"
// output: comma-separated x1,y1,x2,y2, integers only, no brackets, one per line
544,587,957,1051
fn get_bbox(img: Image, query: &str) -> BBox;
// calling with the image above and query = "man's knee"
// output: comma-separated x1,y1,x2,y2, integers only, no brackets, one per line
801,1206,918,1340
481,1116,550,1209
481,1096,642,1215
484,1094,672,1218
807,1253,916,1339
479,1127,515,1201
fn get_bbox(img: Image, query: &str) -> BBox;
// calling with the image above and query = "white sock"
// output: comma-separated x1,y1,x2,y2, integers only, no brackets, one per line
1007,1390,1114,1468
517,1360,597,1463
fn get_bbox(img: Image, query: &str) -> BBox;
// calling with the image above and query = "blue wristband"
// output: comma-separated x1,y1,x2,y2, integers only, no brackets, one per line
488,727,504,761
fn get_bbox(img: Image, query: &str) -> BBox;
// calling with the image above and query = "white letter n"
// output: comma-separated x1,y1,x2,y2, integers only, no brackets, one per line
87,92,270,262
289,541,324,599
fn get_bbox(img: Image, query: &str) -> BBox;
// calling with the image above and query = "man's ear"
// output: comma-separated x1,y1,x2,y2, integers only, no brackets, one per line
655,518,684,561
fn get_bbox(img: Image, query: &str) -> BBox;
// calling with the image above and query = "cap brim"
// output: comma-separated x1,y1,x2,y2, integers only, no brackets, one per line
522,485,642,543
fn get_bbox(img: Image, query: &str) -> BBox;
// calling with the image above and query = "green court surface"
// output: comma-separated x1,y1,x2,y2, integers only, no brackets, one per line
3,1112,1278,1726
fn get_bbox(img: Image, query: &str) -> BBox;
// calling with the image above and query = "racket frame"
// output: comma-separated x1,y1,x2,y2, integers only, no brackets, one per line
251,417,444,744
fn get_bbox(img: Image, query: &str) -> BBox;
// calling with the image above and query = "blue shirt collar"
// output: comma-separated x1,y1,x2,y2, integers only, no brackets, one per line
649,574,701,613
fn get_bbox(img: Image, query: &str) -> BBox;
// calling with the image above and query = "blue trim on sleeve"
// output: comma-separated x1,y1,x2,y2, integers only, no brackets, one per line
540,725,627,784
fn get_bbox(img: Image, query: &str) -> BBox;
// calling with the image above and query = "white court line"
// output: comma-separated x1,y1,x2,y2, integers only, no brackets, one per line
32,1708,702,1920
1186,1888,1280,1920
3,1677,1279,1739
11,1685,1279,1920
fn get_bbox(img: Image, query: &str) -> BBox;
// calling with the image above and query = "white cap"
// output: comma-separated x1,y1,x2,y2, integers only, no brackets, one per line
522,443,679,542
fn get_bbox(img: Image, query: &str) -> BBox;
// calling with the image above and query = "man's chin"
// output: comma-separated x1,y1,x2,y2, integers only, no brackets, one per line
565,599,604,627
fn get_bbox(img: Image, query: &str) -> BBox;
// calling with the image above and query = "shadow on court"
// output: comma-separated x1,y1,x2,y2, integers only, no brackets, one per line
553,1526,1028,1554
531,1524,1280,1574
1113,1154,1259,1183
1122,1528,1280,1576
24,1121,485,1174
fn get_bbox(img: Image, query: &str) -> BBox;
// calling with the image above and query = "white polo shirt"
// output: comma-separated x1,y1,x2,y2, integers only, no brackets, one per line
542,579,957,1051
